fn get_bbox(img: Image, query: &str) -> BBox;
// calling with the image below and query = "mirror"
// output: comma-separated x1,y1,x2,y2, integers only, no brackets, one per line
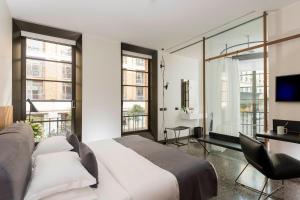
181,79,190,110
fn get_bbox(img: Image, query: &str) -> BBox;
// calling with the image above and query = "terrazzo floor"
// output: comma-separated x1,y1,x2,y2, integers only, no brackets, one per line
166,139,300,200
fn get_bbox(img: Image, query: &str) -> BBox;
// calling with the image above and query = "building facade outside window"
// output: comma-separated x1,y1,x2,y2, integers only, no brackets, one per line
122,55,149,132
26,38,73,137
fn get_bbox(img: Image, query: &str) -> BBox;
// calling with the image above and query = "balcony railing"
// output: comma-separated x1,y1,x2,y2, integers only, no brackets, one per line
122,115,148,132
240,111,265,137
31,117,71,137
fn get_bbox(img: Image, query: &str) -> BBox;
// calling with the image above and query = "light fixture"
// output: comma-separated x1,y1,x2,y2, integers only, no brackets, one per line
160,48,169,143
27,99,38,121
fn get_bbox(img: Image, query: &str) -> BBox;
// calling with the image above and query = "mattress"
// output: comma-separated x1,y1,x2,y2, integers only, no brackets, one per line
88,136,217,200
88,139,179,200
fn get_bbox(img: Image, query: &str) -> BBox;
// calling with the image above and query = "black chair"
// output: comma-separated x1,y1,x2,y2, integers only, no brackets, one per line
236,133,300,200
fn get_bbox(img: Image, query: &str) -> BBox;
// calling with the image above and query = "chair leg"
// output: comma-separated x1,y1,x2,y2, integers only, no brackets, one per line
235,165,276,199
258,178,268,200
263,180,285,200
199,142,210,154
236,169,284,200
235,163,249,183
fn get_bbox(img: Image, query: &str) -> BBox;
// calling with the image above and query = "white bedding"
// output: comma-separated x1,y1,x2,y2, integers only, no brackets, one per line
95,157,130,200
88,139,180,200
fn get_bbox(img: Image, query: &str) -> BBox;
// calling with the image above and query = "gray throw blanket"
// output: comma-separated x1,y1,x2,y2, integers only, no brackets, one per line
115,135,218,200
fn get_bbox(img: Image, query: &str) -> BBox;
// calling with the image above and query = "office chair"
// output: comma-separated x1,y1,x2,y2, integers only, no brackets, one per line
236,133,300,200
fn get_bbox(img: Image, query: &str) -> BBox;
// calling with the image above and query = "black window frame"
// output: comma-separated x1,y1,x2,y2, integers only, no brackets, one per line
121,43,158,140
122,55,150,133
12,19,83,140
25,38,74,137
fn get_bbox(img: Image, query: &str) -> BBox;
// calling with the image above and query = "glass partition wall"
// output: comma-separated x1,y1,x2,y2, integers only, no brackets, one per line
205,18,268,137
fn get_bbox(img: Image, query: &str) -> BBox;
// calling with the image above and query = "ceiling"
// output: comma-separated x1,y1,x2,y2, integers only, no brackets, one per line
6,0,299,50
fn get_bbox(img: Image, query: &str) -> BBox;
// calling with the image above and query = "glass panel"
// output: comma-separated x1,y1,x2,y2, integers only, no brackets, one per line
122,55,149,132
123,102,148,116
123,86,148,101
26,80,72,100
122,115,148,132
26,101,72,137
122,56,148,72
206,49,266,137
26,38,73,139
26,59,72,81
26,101,72,114
206,18,263,58
123,70,148,86
30,120,71,138
26,39,72,62
205,18,266,137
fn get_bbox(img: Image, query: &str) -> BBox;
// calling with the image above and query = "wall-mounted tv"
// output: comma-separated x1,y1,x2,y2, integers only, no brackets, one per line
276,74,300,102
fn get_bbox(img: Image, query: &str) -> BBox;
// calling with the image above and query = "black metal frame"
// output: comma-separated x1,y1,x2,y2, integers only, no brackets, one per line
235,163,284,200
121,43,158,140
24,38,73,133
240,71,268,136
121,56,150,133
12,19,82,140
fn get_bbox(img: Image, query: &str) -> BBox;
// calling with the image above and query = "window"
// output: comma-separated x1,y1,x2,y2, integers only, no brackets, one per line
136,72,143,85
63,65,72,80
26,81,44,100
136,87,144,100
240,69,269,136
27,60,44,78
26,39,73,137
122,56,149,132
62,83,72,100
136,58,145,66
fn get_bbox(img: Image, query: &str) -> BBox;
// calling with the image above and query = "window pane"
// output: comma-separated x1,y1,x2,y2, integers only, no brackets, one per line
26,59,72,82
123,71,148,86
122,55,149,132
206,18,263,58
122,115,148,132
26,101,72,114
122,56,148,72
26,101,72,137
29,119,71,137
123,86,148,101
123,102,148,116
26,39,72,62
26,80,72,100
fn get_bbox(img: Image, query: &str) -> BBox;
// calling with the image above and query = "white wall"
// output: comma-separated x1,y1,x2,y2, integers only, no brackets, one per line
82,34,121,142
268,1,300,160
157,53,202,141
0,0,12,106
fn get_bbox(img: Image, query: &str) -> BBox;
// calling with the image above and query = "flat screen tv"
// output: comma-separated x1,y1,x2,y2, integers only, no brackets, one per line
276,74,300,102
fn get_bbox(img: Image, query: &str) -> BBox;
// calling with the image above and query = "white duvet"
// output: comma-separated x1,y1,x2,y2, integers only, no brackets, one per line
88,139,180,200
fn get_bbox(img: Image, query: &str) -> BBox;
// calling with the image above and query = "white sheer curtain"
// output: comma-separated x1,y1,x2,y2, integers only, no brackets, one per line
206,58,240,136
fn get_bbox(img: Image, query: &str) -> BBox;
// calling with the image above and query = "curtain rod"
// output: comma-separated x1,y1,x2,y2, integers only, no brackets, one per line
170,15,263,54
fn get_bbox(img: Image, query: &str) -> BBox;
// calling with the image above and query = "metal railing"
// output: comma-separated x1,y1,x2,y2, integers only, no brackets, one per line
240,111,265,137
122,115,148,132
31,117,71,137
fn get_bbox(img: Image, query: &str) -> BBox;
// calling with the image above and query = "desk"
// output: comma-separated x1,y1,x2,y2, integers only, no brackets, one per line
165,126,191,146
256,130,300,144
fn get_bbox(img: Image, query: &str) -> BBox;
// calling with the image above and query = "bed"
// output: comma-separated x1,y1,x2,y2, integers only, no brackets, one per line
0,124,217,200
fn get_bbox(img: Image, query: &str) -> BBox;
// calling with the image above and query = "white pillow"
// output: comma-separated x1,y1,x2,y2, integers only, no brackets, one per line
33,136,73,158
42,187,98,200
25,151,96,200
